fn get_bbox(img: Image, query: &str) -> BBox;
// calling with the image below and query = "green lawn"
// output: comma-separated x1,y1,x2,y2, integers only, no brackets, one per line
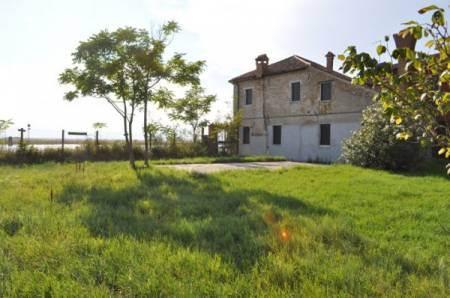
0,162,448,297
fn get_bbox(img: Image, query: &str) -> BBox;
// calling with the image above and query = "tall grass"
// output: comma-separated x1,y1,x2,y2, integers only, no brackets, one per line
0,162,448,296
0,141,224,165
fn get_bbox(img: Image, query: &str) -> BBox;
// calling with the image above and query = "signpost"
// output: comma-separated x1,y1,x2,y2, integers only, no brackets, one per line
18,128,26,144
62,131,89,170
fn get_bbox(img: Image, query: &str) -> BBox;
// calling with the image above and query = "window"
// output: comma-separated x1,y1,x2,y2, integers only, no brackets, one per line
320,81,332,101
291,81,301,101
243,127,250,144
273,125,282,145
320,124,331,146
245,88,253,105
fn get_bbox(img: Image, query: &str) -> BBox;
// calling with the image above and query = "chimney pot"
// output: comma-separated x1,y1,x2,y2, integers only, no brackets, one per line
255,54,269,78
325,51,335,72
393,32,416,50
393,32,417,74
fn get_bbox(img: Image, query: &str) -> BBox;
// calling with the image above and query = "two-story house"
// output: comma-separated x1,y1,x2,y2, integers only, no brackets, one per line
229,52,374,162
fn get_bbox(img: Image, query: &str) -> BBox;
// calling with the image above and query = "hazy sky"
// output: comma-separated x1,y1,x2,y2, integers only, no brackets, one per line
0,0,447,139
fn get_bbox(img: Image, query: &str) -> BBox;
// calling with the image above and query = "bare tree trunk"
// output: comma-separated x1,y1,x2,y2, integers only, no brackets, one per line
128,119,135,169
149,132,153,154
192,125,197,143
123,99,136,169
143,97,149,167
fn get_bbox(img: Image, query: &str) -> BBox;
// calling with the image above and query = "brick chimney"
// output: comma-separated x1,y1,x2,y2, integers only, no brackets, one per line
255,54,269,78
325,51,335,72
393,32,416,74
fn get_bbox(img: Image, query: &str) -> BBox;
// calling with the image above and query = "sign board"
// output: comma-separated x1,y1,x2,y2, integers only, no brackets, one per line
68,132,88,136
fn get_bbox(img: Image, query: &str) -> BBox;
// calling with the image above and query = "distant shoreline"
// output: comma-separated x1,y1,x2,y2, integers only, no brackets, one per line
1,138,145,145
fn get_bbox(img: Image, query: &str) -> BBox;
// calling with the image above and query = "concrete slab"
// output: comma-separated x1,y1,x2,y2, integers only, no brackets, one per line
160,161,319,174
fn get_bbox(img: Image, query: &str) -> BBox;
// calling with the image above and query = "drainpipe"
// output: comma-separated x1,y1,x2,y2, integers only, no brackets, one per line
262,78,269,154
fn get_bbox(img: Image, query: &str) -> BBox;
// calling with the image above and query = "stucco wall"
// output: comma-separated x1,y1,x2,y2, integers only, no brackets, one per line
234,65,374,162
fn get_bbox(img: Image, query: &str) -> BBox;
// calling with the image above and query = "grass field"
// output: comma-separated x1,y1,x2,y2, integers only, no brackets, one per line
0,161,449,296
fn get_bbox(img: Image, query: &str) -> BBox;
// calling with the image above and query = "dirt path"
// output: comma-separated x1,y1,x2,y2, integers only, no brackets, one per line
160,161,319,173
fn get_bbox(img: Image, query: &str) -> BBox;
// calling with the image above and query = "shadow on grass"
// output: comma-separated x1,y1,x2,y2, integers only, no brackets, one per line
54,167,442,283
57,168,330,270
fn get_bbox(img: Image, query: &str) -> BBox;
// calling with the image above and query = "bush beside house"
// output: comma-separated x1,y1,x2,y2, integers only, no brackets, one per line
341,104,427,171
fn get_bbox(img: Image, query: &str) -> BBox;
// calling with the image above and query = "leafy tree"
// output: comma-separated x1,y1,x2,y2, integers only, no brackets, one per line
162,125,179,156
92,122,107,130
0,119,13,134
169,85,216,143
93,122,107,147
144,120,163,156
339,5,450,173
60,23,204,168
341,104,426,170
128,22,204,167
0,119,14,144
209,112,242,155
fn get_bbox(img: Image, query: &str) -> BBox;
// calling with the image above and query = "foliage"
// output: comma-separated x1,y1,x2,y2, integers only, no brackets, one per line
1,142,279,165
59,23,204,168
0,119,14,133
0,162,448,296
339,5,450,173
341,104,427,170
169,85,216,143
92,122,107,130
0,119,14,144
209,112,242,155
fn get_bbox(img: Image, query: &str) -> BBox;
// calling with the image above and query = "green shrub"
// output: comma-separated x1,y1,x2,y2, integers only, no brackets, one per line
341,104,427,171
0,140,211,165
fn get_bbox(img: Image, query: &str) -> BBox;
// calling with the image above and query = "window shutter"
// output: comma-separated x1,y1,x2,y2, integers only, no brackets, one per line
291,82,300,101
320,124,331,145
321,82,332,101
245,89,253,105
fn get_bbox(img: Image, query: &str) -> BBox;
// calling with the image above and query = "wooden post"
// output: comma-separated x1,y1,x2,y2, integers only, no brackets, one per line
18,128,25,144
95,130,99,147
61,129,65,162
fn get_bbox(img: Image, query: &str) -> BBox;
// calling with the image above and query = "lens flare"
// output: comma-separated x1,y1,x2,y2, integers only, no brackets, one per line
280,228,289,241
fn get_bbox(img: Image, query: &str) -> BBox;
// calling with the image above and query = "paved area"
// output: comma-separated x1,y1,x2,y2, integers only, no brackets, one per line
160,161,317,174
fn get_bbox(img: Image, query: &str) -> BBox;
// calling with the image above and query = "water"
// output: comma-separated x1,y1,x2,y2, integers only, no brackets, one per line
0,144,81,151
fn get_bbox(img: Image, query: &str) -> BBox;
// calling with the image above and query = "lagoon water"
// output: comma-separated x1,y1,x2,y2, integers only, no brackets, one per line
0,144,81,151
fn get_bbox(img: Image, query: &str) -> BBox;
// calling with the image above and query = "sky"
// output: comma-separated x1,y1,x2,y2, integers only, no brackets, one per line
0,0,448,140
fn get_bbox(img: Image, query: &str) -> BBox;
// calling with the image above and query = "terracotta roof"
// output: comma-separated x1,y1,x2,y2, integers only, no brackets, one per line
229,55,352,83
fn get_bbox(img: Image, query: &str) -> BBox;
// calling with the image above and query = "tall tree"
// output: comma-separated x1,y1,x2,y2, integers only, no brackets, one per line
339,5,450,173
169,85,216,143
130,22,204,167
59,23,204,168
60,28,144,168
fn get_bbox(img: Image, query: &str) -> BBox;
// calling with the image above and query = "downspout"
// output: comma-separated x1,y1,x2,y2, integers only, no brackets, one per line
262,78,269,154
235,83,240,155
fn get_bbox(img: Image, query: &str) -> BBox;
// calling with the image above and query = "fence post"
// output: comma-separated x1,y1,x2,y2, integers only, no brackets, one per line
61,129,65,162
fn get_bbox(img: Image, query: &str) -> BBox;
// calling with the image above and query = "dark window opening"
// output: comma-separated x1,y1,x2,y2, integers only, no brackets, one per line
291,81,300,101
321,81,332,101
245,89,253,105
273,125,282,145
243,127,250,144
320,124,331,146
